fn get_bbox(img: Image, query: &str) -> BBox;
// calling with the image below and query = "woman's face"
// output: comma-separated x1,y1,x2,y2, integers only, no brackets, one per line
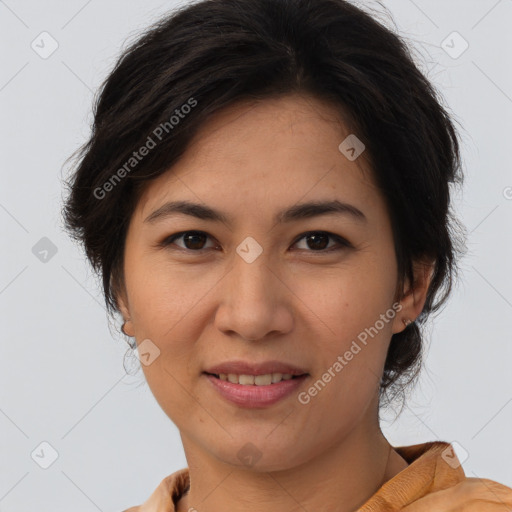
119,94,416,471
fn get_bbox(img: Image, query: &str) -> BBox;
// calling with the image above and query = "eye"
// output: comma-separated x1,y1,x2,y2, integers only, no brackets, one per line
160,230,351,253
161,230,218,251
291,231,352,253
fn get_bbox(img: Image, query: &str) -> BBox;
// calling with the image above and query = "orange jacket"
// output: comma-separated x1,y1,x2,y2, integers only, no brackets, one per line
123,441,512,511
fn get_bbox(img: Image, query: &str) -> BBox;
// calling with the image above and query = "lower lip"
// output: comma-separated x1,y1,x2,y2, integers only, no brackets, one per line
204,373,308,408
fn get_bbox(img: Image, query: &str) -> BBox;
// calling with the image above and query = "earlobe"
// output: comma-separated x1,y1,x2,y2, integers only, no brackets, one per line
120,317,135,337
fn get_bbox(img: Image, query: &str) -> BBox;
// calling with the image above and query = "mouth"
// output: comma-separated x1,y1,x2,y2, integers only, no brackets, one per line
203,371,310,408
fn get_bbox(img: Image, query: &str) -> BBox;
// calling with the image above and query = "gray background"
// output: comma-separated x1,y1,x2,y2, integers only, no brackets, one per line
1,0,511,510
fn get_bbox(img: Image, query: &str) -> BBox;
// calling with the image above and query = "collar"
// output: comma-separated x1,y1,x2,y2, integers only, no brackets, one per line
129,440,465,511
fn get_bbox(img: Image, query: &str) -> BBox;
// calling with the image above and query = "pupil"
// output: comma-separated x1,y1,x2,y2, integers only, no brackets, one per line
307,233,328,250
185,232,206,250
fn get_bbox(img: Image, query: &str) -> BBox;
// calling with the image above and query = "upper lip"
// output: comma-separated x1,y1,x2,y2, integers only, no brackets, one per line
204,360,309,376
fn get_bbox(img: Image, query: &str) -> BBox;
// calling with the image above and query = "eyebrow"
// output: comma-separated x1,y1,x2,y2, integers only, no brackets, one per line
143,199,367,225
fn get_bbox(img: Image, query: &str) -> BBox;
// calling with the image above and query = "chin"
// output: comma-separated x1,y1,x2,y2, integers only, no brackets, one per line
210,437,313,473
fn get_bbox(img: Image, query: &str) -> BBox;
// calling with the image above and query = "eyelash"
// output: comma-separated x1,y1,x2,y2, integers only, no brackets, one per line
159,230,352,254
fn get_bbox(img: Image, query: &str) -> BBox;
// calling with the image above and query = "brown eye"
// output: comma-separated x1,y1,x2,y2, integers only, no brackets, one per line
292,231,351,252
162,231,215,251
160,230,351,254
303,232,330,250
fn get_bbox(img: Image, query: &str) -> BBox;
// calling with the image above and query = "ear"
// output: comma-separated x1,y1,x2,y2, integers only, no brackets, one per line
392,258,435,334
116,284,135,337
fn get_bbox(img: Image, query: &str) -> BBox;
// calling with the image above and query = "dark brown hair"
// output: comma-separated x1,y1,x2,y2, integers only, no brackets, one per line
61,0,466,409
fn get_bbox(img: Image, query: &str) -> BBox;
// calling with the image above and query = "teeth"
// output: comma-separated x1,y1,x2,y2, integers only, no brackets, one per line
239,374,255,385
217,373,296,385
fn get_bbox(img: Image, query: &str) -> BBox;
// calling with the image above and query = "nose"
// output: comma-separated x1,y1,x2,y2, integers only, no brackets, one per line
214,250,294,342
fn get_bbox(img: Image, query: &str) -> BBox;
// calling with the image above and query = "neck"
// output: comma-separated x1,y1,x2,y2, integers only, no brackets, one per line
176,410,408,512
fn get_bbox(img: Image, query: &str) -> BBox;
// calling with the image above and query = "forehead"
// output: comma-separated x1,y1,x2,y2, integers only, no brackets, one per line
135,94,380,222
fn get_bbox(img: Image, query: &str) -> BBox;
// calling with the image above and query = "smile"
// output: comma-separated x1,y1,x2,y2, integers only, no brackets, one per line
206,372,304,385
204,372,309,408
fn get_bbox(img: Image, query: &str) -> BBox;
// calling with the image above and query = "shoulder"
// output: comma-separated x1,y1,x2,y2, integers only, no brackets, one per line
359,440,512,511
401,476,512,511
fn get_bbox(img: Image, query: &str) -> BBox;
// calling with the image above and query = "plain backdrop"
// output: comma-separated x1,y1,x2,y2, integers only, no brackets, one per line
1,0,511,510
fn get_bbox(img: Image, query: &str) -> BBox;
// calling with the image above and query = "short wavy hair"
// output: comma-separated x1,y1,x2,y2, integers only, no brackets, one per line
61,0,466,410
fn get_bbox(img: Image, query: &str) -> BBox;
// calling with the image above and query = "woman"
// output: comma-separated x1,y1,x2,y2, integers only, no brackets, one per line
62,0,512,510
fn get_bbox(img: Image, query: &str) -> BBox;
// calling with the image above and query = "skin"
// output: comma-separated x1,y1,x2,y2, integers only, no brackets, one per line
118,93,435,512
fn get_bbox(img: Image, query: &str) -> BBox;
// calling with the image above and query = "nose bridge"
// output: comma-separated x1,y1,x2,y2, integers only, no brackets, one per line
215,243,292,340
230,244,273,306
230,233,273,295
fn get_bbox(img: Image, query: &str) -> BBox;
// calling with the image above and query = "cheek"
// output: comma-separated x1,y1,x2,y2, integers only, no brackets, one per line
125,272,200,397
300,317,392,431
296,267,396,391
140,359,194,431
125,257,216,335
291,264,395,339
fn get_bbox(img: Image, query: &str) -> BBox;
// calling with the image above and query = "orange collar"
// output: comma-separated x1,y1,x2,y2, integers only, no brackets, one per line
126,441,466,511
